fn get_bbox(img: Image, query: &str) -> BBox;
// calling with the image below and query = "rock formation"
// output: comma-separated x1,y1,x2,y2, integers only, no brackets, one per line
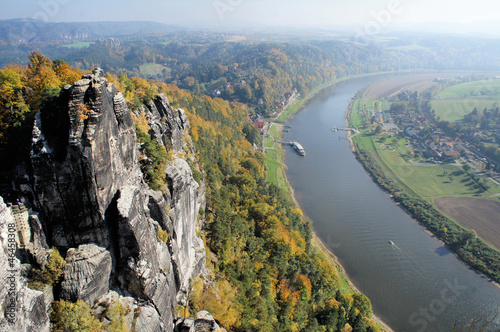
1,68,206,331
60,243,112,304
0,197,50,332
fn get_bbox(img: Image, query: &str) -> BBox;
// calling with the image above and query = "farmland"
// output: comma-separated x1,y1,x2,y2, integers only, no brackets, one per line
431,97,500,123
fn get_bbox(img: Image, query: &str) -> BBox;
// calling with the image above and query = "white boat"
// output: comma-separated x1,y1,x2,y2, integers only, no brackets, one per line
291,141,305,156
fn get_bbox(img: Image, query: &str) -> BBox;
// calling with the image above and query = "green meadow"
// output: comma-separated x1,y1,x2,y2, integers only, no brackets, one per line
438,79,500,98
351,98,500,199
139,63,170,76
431,97,500,123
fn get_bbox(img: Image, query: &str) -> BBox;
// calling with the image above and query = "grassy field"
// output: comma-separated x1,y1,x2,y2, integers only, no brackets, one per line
438,79,500,98
359,133,500,199
139,63,169,76
62,42,94,48
351,98,500,200
430,97,500,123
265,124,290,192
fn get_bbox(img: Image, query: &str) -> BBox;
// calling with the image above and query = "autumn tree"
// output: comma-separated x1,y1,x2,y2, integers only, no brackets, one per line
50,300,102,332
24,51,61,110
190,275,242,330
43,247,66,285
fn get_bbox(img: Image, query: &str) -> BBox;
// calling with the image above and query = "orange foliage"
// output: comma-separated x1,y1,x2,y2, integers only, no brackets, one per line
76,103,91,121
190,276,242,330
53,61,82,86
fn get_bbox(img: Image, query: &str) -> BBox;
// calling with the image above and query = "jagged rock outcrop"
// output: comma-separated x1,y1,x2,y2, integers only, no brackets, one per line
23,213,49,268
175,311,226,332
0,197,50,332
22,69,206,331
148,94,189,152
60,243,112,304
94,290,166,332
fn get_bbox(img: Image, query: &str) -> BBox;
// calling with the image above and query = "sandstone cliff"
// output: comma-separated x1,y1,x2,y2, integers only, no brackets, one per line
1,69,206,331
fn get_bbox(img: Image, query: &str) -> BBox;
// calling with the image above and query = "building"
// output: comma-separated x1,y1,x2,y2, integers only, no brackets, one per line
442,150,461,160
426,146,441,158
9,203,31,248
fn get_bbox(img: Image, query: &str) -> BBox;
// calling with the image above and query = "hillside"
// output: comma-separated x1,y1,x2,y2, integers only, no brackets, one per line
0,53,382,331
0,18,182,44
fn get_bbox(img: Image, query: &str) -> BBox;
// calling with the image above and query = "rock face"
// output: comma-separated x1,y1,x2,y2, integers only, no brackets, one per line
0,197,50,332
30,68,141,248
18,69,206,331
174,311,225,332
148,94,189,152
60,243,112,304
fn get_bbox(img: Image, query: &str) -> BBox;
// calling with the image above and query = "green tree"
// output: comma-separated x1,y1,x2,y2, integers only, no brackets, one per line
50,300,102,332
352,293,373,318
43,247,66,285
104,301,130,332
374,124,383,135
462,229,477,249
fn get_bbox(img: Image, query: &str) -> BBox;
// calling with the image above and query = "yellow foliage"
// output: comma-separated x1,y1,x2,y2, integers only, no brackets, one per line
190,276,242,330
294,274,312,299
325,297,341,311
53,61,82,86
132,112,150,134
341,323,353,332
174,305,190,319
157,228,169,243
342,293,354,307
254,261,264,271
50,300,102,332
43,247,66,285
104,301,130,332
130,77,159,103
77,103,91,121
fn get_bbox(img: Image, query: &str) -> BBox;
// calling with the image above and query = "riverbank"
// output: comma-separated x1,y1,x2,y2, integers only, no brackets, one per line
273,69,423,123
266,84,395,330
346,85,500,284
278,130,393,332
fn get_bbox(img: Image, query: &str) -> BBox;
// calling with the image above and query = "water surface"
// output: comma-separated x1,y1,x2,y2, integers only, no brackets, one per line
283,76,500,332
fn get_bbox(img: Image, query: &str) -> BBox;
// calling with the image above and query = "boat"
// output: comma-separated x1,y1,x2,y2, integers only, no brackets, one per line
388,240,395,246
291,141,305,156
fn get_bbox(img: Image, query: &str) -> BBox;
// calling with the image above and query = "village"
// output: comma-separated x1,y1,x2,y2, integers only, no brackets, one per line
359,89,500,184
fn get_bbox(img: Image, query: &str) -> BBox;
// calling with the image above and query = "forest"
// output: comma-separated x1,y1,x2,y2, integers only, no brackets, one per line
4,22,500,118
0,53,382,331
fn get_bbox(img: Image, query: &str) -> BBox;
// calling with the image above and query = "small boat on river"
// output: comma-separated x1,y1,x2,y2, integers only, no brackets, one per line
291,141,305,156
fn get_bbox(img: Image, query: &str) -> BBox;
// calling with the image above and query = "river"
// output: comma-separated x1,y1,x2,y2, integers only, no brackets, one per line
282,75,500,332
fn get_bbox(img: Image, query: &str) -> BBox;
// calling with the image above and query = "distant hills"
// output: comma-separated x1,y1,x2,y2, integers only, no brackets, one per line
0,18,184,44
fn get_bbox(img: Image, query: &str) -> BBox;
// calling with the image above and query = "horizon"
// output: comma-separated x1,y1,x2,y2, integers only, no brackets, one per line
1,0,500,35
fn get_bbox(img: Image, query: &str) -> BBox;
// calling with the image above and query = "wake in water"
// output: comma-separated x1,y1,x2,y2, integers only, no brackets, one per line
389,241,427,279
388,240,399,250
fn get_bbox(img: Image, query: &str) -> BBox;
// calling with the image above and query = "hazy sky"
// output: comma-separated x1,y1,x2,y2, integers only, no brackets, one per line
1,0,500,30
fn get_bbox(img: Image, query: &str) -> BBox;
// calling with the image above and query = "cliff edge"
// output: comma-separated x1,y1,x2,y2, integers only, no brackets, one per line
1,69,206,331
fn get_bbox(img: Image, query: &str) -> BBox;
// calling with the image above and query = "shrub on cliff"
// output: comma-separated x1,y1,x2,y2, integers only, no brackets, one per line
43,247,66,286
50,300,102,332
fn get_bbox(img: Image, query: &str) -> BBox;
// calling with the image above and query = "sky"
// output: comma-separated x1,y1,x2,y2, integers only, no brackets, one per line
1,0,500,32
